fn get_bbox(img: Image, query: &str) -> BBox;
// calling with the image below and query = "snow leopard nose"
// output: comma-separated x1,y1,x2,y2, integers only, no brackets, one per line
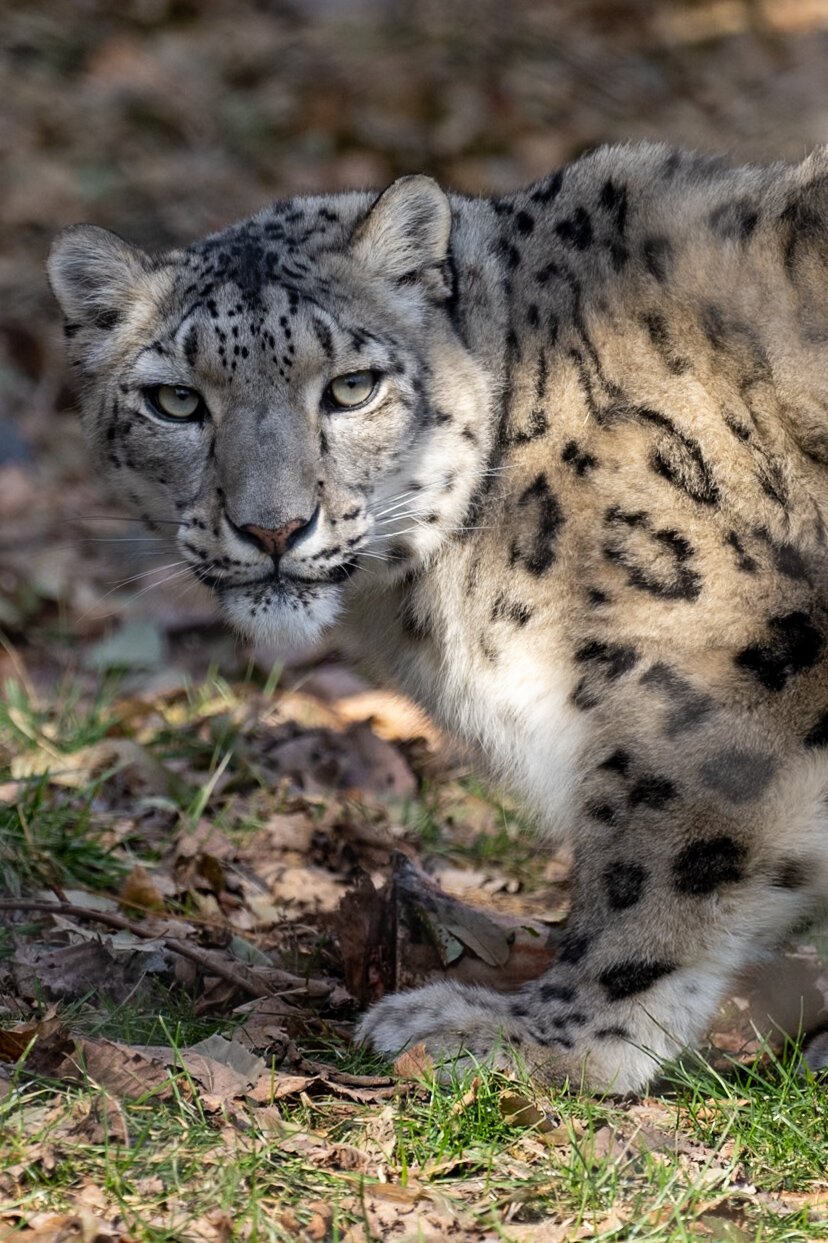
238,506,319,557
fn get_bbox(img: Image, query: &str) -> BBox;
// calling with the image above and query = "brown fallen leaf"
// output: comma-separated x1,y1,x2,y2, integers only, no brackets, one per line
254,811,316,853
118,865,166,914
63,1091,130,1147
232,998,294,1058
298,1059,395,1089
328,688,440,745
340,1185,479,1243
268,722,417,800
499,1089,559,1133
336,852,558,1006
174,1034,266,1101
247,1071,316,1102
64,1038,175,1102
334,871,392,1006
10,738,173,798
500,1223,579,1243
393,1043,434,1082
12,940,151,1006
0,1010,69,1064
776,1188,828,1211
0,1210,119,1243
270,690,347,731
302,1201,333,1242
248,1065,401,1106
268,863,346,913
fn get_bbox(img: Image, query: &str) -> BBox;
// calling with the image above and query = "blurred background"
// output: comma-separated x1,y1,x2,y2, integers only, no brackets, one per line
1,0,828,685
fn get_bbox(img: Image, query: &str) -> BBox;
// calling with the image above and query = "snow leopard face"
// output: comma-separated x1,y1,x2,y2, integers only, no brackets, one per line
48,177,492,646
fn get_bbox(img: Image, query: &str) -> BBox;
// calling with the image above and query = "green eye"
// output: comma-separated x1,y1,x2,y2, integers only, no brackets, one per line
147,384,203,420
326,370,378,409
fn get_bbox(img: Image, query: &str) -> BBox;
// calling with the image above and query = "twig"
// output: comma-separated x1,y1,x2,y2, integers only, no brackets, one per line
0,899,271,999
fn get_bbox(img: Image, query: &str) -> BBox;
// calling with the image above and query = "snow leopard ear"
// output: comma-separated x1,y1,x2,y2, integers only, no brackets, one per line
48,224,152,332
350,175,453,299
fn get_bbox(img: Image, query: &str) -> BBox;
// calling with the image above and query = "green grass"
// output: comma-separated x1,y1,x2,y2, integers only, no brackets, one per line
405,776,539,876
677,1052,828,1190
0,676,127,895
0,674,118,756
60,992,235,1047
0,777,127,896
3,1044,827,1241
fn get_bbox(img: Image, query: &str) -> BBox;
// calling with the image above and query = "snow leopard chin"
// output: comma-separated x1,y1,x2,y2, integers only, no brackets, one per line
216,579,345,649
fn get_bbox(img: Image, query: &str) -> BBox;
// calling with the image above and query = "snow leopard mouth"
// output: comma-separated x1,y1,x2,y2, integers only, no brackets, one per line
194,559,358,593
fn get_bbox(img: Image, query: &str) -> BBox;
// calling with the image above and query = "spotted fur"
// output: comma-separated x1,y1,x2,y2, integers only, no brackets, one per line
49,142,828,1093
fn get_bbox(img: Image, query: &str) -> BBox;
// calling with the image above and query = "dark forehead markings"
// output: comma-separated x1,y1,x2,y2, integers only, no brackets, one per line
189,215,329,309
193,231,271,302
312,318,334,359
183,324,199,366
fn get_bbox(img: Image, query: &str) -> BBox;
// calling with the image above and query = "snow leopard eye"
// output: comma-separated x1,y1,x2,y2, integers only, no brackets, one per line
325,370,379,409
145,384,204,421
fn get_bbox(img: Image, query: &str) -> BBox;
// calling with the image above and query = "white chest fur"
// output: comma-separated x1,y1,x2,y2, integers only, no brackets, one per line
349,554,588,841
431,615,587,839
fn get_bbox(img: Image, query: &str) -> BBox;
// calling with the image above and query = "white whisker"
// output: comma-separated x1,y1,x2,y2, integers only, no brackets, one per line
119,565,195,607
108,560,189,592
76,514,182,526
374,512,419,528
357,550,392,563
372,491,423,519
377,525,424,540
76,536,169,544
76,562,194,624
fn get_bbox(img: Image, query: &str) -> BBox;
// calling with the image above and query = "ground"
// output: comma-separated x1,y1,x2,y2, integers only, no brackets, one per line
2,1,828,1240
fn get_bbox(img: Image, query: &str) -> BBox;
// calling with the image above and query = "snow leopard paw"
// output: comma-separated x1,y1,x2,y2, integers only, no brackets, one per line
355,980,556,1078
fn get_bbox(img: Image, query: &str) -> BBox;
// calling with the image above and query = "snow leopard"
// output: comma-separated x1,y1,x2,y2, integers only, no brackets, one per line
48,142,828,1093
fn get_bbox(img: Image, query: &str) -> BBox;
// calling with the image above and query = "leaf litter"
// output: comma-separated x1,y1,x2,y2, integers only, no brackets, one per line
3,651,828,1238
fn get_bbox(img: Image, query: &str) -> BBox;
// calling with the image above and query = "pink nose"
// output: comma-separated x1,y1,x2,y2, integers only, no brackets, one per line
243,518,307,557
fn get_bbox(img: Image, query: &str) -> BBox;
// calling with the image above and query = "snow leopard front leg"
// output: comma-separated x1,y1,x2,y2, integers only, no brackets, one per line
358,697,827,1092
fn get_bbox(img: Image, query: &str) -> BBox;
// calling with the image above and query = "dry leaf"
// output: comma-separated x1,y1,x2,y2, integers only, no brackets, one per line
11,738,172,797
67,1038,174,1102
247,1072,319,1103
0,1210,118,1242
329,689,438,744
64,1092,130,1147
268,722,417,799
499,1089,559,1133
393,1043,434,1081
0,1011,69,1064
118,865,166,914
